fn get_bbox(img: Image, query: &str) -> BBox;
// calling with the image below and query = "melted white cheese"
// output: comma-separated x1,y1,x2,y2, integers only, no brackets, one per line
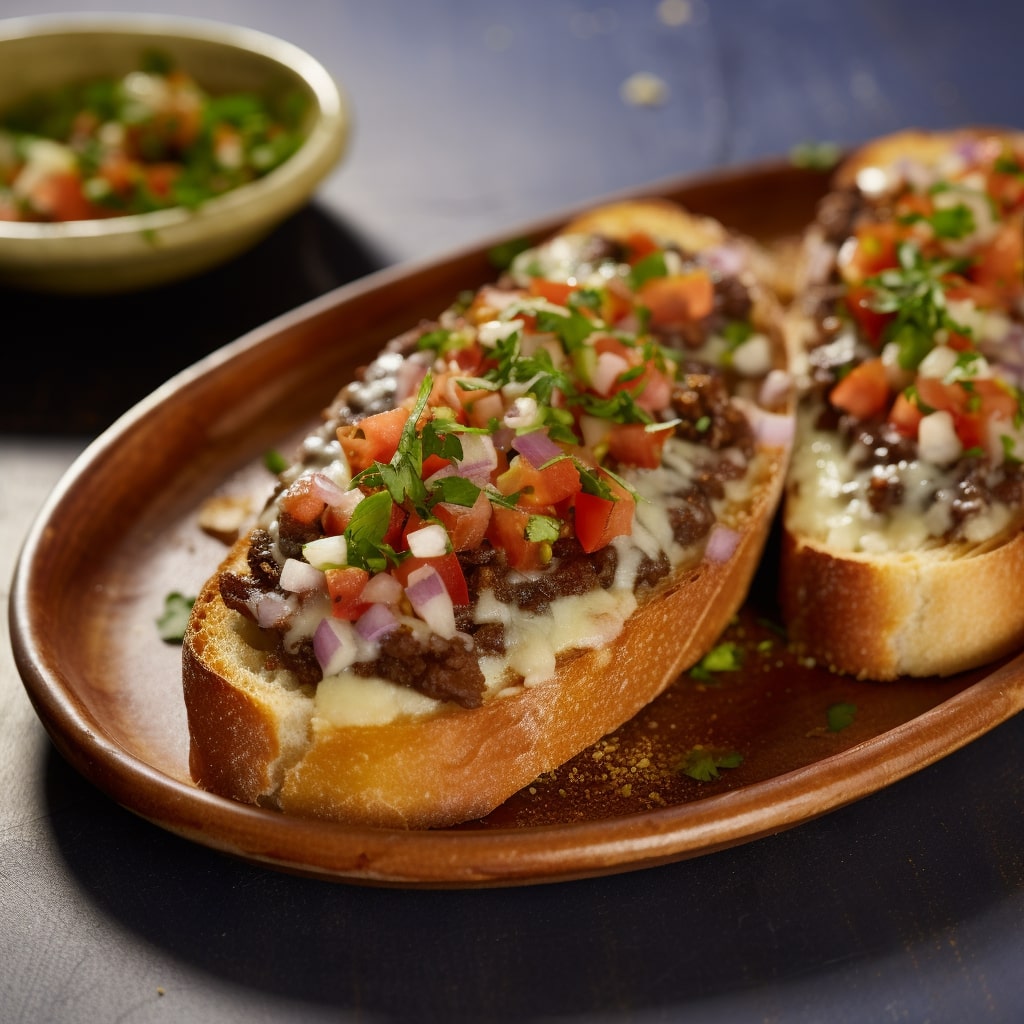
315,433,733,727
787,405,1013,553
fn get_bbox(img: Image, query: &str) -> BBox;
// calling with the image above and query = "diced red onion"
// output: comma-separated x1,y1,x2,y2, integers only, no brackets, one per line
279,557,326,594
330,488,364,517
360,571,403,605
592,351,630,396
758,369,792,410
313,617,358,675
395,352,430,405
705,524,741,564
355,602,399,642
578,414,610,451
751,406,796,449
455,432,498,483
308,472,347,506
254,591,292,628
464,389,505,426
504,395,540,430
407,522,449,557
405,564,456,638
703,243,746,278
512,427,562,468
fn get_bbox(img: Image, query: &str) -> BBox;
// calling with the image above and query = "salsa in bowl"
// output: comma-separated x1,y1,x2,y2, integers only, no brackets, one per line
0,14,349,292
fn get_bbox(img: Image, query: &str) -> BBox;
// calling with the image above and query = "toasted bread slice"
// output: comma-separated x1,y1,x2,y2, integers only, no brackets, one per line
183,198,795,828
780,128,1024,679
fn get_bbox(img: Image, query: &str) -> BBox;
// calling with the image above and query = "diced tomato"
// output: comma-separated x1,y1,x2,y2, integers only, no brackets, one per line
829,358,891,419
394,552,469,605
321,503,351,537
496,453,582,507
28,171,99,222
420,452,450,479
278,476,328,525
98,152,139,195
844,284,894,345
638,270,715,327
324,566,372,621
143,162,180,198
528,277,576,306
382,501,409,548
449,341,487,374
573,475,635,553
838,221,905,283
889,375,1019,450
969,218,1024,303
600,281,635,325
606,422,669,469
337,406,410,474
893,191,934,222
432,491,492,551
624,231,660,262
986,162,1024,215
951,378,1020,450
485,503,549,572
888,391,923,438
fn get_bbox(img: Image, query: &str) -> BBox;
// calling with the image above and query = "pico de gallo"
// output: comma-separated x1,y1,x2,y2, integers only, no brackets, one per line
791,132,1024,551
218,223,785,713
0,50,305,222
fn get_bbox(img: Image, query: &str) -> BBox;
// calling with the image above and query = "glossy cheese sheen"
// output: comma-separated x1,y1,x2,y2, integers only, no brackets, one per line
311,434,733,727
787,407,1013,553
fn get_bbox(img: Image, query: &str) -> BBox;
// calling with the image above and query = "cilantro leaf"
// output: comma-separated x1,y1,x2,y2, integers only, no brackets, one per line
928,203,976,240
677,746,743,782
344,490,400,572
789,140,841,170
862,242,972,370
488,237,533,270
629,251,668,290
157,591,195,644
430,475,481,508
263,449,289,474
689,641,744,680
525,514,561,543
826,701,857,733
534,307,595,350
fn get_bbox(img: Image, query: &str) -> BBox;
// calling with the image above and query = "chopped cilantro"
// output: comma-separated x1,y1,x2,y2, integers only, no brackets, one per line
826,702,857,732
525,514,561,543
927,203,976,240
568,288,603,314
157,592,195,644
429,475,481,508
534,307,595,350
677,746,743,781
344,490,401,572
721,320,754,351
263,449,289,474
628,251,668,290
488,237,533,270
690,641,744,680
863,242,972,370
789,140,842,170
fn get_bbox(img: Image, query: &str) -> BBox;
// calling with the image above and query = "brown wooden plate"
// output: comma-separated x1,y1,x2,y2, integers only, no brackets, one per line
11,159,1024,887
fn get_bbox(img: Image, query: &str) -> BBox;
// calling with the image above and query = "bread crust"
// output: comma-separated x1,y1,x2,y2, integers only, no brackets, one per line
183,199,794,828
781,128,1024,679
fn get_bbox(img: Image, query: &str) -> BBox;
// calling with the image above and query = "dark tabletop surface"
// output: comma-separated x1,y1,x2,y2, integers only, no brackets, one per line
2,2,1023,1022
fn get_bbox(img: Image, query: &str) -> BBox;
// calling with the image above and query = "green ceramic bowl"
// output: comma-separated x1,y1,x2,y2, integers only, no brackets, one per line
0,13,349,293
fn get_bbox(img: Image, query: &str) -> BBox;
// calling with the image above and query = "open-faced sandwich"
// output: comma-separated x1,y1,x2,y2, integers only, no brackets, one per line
182,197,795,828
782,128,1024,680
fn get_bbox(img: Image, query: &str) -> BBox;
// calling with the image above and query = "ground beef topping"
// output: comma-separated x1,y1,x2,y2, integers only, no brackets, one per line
216,224,776,708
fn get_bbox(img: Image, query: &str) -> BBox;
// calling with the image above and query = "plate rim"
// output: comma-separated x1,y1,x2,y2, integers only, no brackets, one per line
10,156,1024,887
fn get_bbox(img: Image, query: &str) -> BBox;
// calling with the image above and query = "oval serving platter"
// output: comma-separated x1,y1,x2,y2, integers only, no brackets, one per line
10,159,1024,887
